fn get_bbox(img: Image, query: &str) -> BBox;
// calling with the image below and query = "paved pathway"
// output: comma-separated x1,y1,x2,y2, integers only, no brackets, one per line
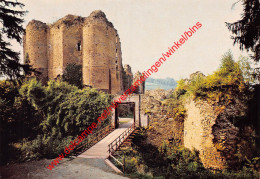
0,120,134,179
0,158,128,179
78,118,133,159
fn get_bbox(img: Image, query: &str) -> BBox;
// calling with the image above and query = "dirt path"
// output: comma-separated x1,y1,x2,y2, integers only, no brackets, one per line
0,158,128,179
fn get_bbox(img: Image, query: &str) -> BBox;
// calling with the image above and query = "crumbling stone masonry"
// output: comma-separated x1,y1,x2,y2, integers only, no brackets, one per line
184,100,240,169
133,71,145,94
123,64,133,91
23,10,127,94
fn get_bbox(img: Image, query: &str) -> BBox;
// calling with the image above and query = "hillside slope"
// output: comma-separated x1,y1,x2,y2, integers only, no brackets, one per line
145,77,177,90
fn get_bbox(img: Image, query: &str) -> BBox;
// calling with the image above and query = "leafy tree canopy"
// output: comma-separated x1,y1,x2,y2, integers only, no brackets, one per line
226,0,260,62
62,63,83,88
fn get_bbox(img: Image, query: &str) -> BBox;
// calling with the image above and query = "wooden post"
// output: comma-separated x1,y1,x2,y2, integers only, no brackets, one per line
123,155,125,174
139,94,141,127
86,136,88,148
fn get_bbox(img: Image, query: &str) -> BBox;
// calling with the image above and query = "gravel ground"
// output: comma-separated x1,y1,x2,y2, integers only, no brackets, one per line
0,158,128,179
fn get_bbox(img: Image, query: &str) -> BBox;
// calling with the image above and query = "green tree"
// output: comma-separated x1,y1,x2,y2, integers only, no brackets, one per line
226,0,260,62
218,51,241,76
0,0,34,83
62,63,82,88
238,55,253,84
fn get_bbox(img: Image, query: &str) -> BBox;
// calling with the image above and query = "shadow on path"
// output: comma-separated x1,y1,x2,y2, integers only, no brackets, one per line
0,158,128,179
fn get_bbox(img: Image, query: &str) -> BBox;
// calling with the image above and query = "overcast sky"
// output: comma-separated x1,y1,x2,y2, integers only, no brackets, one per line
16,0,251,80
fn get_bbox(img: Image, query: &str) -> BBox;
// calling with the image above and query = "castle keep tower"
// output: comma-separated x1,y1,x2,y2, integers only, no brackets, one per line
24,20,48,82
24,10,123,94
82,11,123,94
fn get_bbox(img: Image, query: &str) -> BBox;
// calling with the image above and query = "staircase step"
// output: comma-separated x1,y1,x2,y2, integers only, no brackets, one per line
122,142,132,145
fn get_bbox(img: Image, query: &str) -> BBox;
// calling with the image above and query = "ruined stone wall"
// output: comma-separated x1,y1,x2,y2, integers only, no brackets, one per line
62,19,83,68
133,71,145,94
115,36,123,93
184,100,232,169
123,64,133,91
24,20,48,83
107,26,121,94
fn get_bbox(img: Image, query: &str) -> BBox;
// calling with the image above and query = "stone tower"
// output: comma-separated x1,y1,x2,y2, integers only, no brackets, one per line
24,10,123,94
24,20,48,82
133,71,145,94
123,64,133,91
82,11,123,94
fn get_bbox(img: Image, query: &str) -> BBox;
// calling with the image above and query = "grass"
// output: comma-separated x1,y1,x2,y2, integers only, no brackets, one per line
119,121,131,124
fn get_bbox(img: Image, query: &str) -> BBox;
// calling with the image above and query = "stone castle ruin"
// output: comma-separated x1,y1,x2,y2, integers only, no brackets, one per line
23,10,251,171
23,10,143,94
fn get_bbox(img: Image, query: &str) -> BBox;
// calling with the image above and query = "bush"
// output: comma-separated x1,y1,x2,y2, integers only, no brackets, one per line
124,157,138,173
162,98,186,121
175,51,249,103
1,78,111,163
20,135,75,160
122,128,260,178
0,80,42,164
118,104,134,118
19,79,111,139
19,79,111,158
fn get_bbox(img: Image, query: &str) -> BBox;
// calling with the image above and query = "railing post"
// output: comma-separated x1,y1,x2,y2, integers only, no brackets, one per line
87,136,88,148
123,155,125,174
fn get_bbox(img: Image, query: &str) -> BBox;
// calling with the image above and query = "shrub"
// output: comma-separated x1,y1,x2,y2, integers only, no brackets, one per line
124,157,138,173
19,79,111,139
175,51,249,102
20,135,75,160
1,78,111,162
0,80,42,164
162,98,186,121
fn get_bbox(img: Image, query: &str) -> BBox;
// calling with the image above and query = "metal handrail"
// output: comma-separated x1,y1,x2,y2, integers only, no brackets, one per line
108,123,135,155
